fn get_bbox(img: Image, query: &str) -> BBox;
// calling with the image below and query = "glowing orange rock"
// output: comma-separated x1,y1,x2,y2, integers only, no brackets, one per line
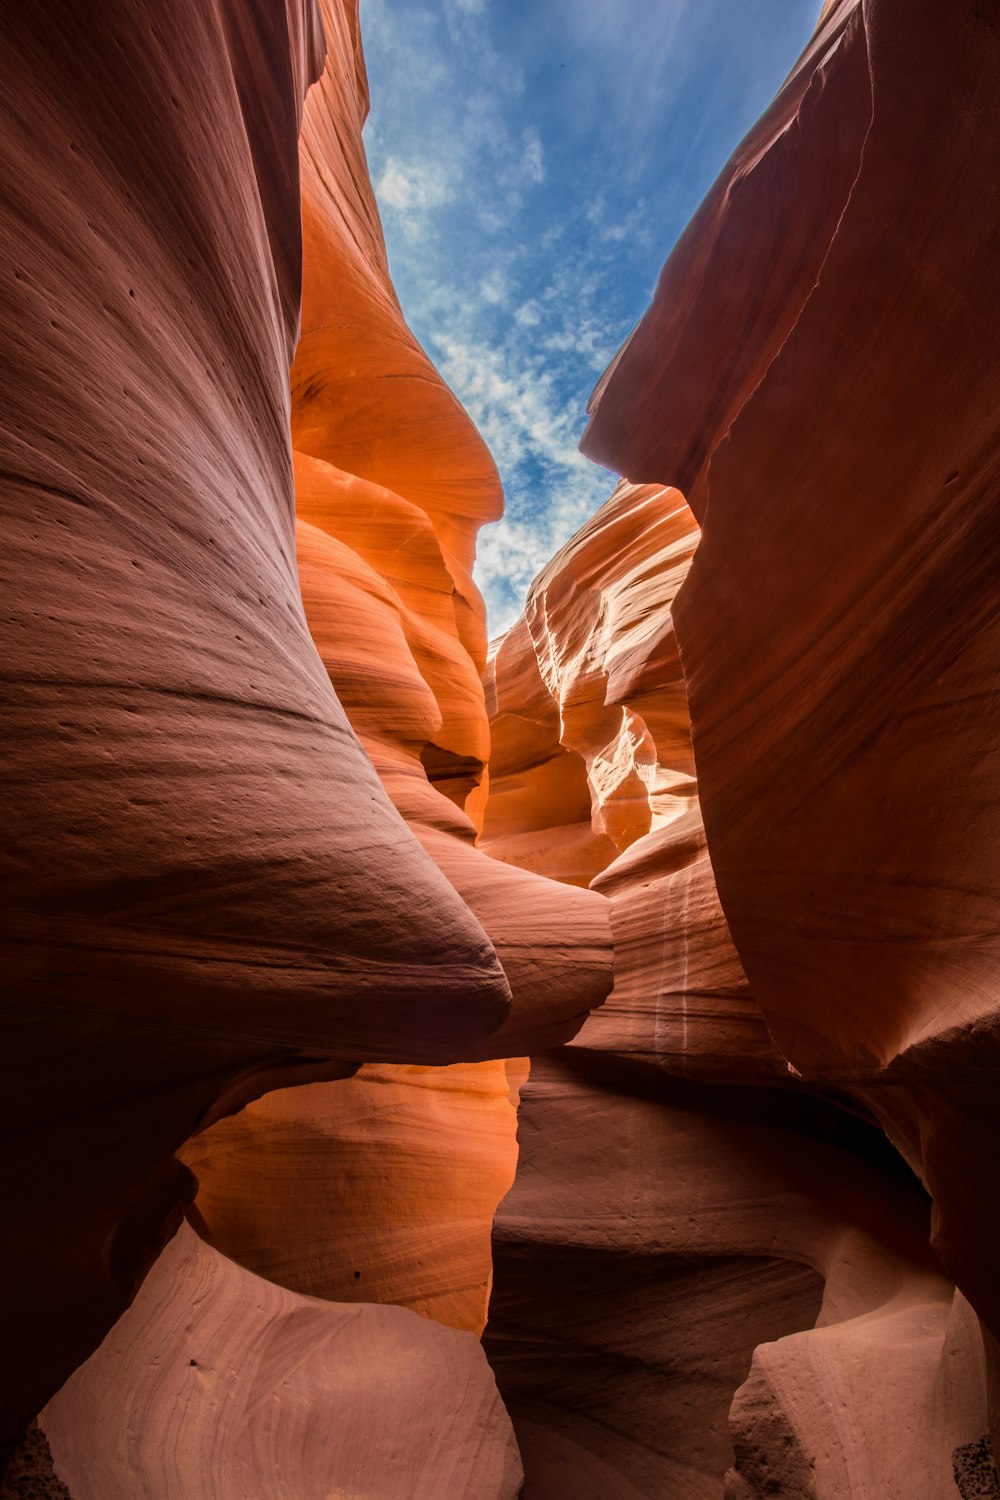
291,0,500,688
483,479,778,1079
0,0,514,1451
182,1062,518,1335
180,0,612,1361
288,2,613,1061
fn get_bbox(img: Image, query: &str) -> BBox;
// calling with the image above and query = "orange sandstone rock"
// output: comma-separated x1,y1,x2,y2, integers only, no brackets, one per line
486,1054,947,1499
585,0,1000,1381
182,1063,518,1335
483,453,990,1489
178,0,612,1361
291,0,500,690
566,0,1000,1489
0,0,515,1453
484,479,780,1080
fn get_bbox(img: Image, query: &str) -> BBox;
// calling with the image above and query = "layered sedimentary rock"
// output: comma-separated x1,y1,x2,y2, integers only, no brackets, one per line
181,1061,519,1334
484,477,989,1494
41,1224,522,1500
9,0,997,1490
3,0,612,1481
176,0,611,1349
485,118,1000,1472
486,1056,978,1500
585,0,1000,1416
525,0,1000,1491
0,0,569,1463
482,479,782,1082
480,475,959,1494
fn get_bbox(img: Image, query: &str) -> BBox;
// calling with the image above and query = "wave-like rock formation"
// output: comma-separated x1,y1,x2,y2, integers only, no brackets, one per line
472,0,1000,1492
181,1061,522,1335
585,0,1000,1300
482,479,782,1083
176,0,611,1350
5,0,1000,1493
483,468,997,1495
480,469,989,1494
41,1223,522,1500
1,0,610,1487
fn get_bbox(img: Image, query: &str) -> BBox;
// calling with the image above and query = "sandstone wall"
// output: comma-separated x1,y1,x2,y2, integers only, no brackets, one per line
0,0,609,1480
585,0,1000,1408
481,467,986,1495
476,0,1000,1492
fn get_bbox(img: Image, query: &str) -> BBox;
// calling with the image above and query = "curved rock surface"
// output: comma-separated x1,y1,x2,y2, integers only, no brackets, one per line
8,0,998,1492
182,1061,519,1334
176,0,611,1354
3,0,611,1477
482,479,781,1082
0,0,524,1455
561,0,1000,1490
485,96,1000,1461
40,1224,523,1500
486,1054,964,1500
481,470,985,1493
584,0,1000,1394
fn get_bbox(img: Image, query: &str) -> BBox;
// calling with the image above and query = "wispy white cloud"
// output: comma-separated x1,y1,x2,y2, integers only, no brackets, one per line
376,156,454,213
521,128,545,185
358,0,820,632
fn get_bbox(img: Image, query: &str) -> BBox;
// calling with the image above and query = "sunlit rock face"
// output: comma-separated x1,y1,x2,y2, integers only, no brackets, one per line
176,0,612,1352
6,0,610,1482
483,493,989,1494
586,0,1000,1412
482,478,781,1082
0,0,553,1468
479,49,995,1464
480,476,949,1493
546,0,1000,1491
181,1063,517,1335
7,0,996,1491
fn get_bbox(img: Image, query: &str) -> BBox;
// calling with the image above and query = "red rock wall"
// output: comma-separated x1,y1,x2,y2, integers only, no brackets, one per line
6,0,999,1492
174,0,612,1347
1,0,611,1486
517,0,1000,1490
480,465,988,1494
585,0,1000,1371
0,0,607,1469
483,468,993,1495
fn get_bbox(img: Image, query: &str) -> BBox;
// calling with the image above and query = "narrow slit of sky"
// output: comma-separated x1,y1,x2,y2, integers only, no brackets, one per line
359,0,820,637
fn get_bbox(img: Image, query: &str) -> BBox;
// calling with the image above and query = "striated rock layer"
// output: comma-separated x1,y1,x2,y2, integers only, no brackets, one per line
0,0,588,1465
482,478,781,1083
177,0,612,1348
586,0,1000,1384
484,463,992,1487
565,0,1000,1491
4,0,611,1486
182,1061,521,1335
486,1055,980,1500
40,1224,523,1500
482,498,989,1495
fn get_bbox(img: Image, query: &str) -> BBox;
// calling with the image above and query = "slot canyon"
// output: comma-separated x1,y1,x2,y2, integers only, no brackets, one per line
2,0,999,1496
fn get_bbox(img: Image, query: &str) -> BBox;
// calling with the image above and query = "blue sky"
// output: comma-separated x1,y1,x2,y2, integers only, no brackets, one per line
359,0,820,635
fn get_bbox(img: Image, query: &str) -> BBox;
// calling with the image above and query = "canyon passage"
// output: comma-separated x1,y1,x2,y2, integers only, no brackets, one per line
2,1,1000,1497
